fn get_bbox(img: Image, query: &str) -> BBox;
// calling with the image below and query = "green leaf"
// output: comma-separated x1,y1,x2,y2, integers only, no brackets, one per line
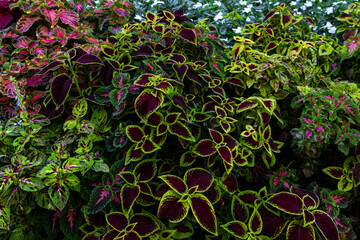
72,98,88,118
48,184,70,210
19,177,45,192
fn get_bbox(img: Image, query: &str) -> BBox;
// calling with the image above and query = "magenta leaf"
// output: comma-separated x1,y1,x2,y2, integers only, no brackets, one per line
51,74,73,106
313,210,339,240
131,214,159,237
121,184,140,216
193,139,216,156
135,90,164,121
160,175,187,195
58,8,79,28
184,168,213,193
86,186,113,214
157,191,190,223
16,16,40,32
190,194,217,235
266,192,303,215
106,212,128,232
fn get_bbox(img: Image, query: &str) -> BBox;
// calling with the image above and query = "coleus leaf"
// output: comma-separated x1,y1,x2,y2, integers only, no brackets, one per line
266,192,303,215
135,89,164,121
76,54,103,65
231,195,249,222
106,212,128,232
190,194,217,235
249,208,262,234
86,186,113,214
180,151,197,167
286,220,315,240
18,177,45,192
184,168,213,193
193,139,216,157
259,207,288,238
58,8,79,28
168,122,195,142
131,213,159,237
313,210,339,240
121,184,140,216
134,160,157,182
179,28,196,44
51,74,73,106
237,100,258,112
16,16,40,32
322,167,343,179
159,175,187,195
221,221,247,238
158,190,190,223
48,184,70,211
126,125,144,143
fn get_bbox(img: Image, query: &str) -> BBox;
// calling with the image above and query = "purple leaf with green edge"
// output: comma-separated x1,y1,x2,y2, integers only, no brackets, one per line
165,113,180,125
141,139,160,153
263,10,276,23
193,139,216,157
51,74,73,106
48,184,70,211
131,45,153,57
209,129,223,144
119,172,136,185
266,192,303,215
58,8,79,28
286,220,315,240
82,233,99,240
180,152,197,167
134,160,157,182
121,184,140,216
94,86,112,104
125,145,144,165
249,208,262,234
290,188,319,208
259,112,271,125
37,61,63,75
135,90,164,121
126,125,144,143
303,195,316,209
223,135,239,150
243,136,261,149
155,82,172,94
265,42,278,52
173,65,188,80
169,122,195,141
106,212,128,232
353,163,360,186
86,187,113,214
158,190,190,223
232,195,249,222
131,214,159,237
119,53,131,65
238,190,258,206
159,175,187,195
237,100,258,112
147,112,163,127
157,123,168,136
179,28,196,44
262,151,275,169
190,194,217,235
313,210,339,240
215,106,227,118
225,77,245,88
261,99,275,113
218,146,232,166
323,167,344,180
338,177,353,192
170,221,194,239
124,231,142,240
303,210,315,227
184,168,213,193
103,229,119,240
203,102,216,112
75,54,103,65
282,14,292,26
85,212,107,228
171,93,188,115
259,207,288,238
221,221,247,238
16,16,40,32
138,183,152,196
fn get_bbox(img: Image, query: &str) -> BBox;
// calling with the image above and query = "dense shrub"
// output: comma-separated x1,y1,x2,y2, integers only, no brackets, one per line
0,1,360,240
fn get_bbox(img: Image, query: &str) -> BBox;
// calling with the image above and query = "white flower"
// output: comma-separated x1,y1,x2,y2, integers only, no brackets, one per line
300,5,306,10
151,0,164,7
246,17,251,22
274,2,280,6
239,0,247,5
214,12,223,21
233,26,243,34
290,1,297,5
305,1,312,7
244,5,253,13
214,1,221,6
326,7,333,14
134,15,142,21
194,2,202,8
328,26,336,34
